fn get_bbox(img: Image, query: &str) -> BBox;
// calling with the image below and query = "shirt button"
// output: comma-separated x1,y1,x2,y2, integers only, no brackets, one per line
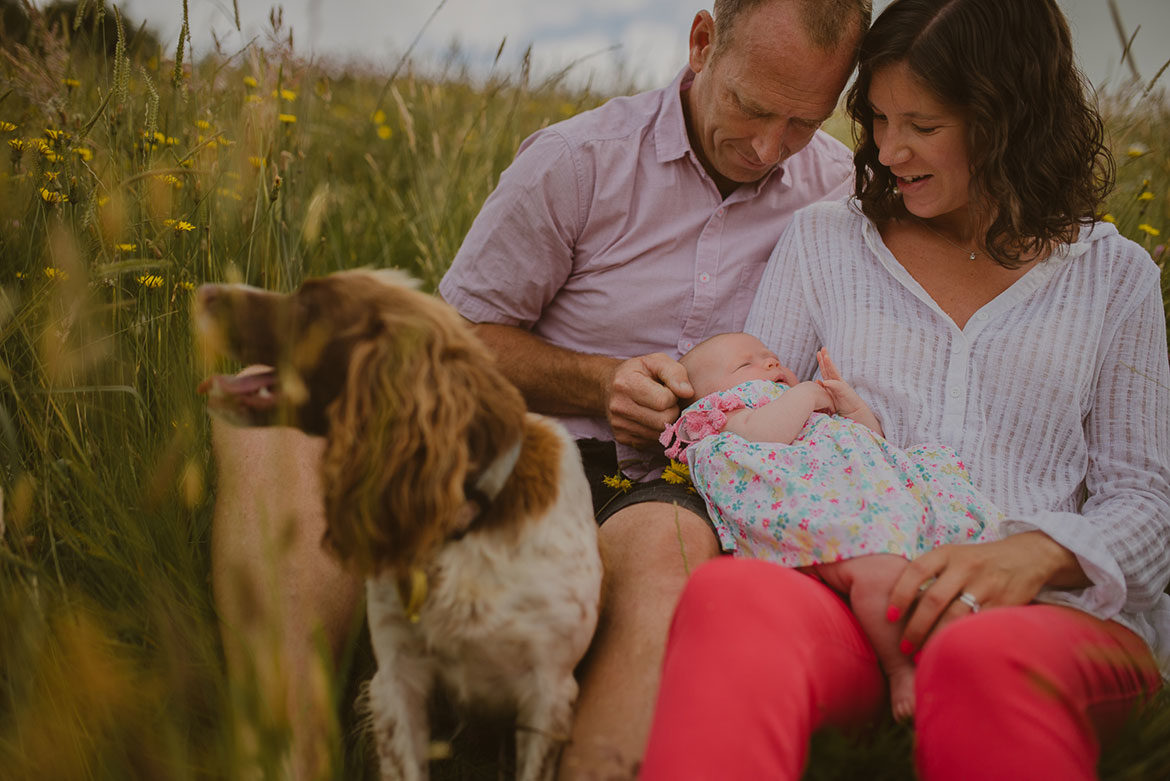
949,388,961,398
976,312,989,321
716,208,725,217
683,341,694,351
699,272,711,283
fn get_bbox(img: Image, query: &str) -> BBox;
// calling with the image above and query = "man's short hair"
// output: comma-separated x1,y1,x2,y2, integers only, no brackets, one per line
712,0,871,55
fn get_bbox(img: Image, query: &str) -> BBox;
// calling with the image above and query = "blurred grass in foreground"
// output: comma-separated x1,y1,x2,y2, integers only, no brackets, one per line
0,3,1167,779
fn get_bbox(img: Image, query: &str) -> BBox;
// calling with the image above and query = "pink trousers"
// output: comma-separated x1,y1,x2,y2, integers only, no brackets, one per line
640,558,1162,780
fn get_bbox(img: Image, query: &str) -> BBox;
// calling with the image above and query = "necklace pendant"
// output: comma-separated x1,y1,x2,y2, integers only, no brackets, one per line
969,251,976,260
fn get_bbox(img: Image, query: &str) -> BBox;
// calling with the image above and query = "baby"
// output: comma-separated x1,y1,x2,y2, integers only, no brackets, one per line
662,332,1002,719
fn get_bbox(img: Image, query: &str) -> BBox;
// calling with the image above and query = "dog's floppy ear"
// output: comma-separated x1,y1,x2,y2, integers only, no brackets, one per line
318,301,525,574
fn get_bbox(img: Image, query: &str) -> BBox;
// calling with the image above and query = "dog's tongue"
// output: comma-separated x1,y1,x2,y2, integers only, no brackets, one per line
198,369,279,409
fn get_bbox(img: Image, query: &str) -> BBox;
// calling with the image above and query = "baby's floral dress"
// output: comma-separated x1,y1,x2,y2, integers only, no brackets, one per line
660,380,1001,565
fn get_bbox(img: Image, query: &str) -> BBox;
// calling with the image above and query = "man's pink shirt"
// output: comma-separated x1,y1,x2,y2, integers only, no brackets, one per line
440,68,851,466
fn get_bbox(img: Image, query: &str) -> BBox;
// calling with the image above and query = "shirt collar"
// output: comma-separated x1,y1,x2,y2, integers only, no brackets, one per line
653,67,695,164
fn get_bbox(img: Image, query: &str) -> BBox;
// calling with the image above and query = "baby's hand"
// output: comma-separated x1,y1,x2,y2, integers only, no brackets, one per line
816,347,843,382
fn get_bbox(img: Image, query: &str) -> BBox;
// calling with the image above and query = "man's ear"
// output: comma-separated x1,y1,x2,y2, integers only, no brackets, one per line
688,10,716,74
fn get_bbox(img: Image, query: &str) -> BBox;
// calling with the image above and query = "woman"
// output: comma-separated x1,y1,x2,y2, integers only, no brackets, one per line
639,1,1170,778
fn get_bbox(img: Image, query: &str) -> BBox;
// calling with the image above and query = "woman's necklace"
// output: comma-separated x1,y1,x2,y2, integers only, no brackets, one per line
915,217,981,260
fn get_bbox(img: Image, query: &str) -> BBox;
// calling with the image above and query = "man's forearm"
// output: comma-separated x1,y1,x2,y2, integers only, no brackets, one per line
471,323,618,417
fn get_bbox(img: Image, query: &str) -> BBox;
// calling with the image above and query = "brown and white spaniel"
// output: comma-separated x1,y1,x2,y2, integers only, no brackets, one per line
195,269,602,781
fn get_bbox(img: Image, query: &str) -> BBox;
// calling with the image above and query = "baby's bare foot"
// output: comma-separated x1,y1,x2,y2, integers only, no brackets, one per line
889,667,916,722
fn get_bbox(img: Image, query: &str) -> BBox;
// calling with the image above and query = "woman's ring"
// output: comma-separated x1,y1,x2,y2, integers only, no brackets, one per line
957,592,981,613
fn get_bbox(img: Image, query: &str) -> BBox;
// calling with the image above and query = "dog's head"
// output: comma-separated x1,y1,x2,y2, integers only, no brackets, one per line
195,269,527,574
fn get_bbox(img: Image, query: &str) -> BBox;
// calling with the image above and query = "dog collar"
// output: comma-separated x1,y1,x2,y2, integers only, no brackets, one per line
453,438,523,538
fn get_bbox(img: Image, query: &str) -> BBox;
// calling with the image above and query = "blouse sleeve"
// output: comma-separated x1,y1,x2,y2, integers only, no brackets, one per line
745,211,821,381
1002,265,1170,617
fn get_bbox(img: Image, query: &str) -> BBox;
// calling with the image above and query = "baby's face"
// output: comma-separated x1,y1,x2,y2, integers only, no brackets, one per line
685,333,792,399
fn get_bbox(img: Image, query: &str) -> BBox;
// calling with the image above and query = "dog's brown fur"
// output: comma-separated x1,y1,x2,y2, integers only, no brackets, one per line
196,269,602,781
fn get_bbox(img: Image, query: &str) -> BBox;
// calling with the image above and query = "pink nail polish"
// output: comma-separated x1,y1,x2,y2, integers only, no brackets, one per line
899,639,915,655
886,605,900,622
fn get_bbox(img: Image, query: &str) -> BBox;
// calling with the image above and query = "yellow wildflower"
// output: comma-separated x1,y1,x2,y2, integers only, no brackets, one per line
245,94,263,104
44,267,69,281
243,75,258,88
96,195,109,206
0,121,15,132
157,174,182,189
172,220,196,232
661,459,692,485
153,131,166,143
275,88,297,101
176,280,196,292
248,155,264,169
8,138,23,151
1101,214,1116,224
217,187,243,201
39,187,66,203
602,474,633,493
63,77,81,88
116,243,137,252
162,218,175,227
377,124,392,140
1138,192,1154,201
1138,224,1161,237
1127,144,1148,158
372,109,386,124
195,119,211,130
43,171,58,181
44,129,63,141
15,271,25,279
278,113,297,124
137,274,165,288
74,147,93,161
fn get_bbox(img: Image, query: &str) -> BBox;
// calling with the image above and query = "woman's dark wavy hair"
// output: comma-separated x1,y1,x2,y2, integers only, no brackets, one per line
845,0,1114,268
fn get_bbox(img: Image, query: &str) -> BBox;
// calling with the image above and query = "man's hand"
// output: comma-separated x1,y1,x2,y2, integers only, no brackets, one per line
607,353,694,449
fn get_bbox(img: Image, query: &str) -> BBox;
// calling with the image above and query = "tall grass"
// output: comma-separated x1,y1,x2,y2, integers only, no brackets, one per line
0,3,1166,779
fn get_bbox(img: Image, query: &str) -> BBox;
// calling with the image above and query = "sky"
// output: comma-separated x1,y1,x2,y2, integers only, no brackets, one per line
118,0,1170,93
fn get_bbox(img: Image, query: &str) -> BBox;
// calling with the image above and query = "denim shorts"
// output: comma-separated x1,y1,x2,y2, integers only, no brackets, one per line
575,438,711,525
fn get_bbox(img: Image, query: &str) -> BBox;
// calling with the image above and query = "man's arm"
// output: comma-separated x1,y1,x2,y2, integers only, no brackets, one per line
472,323,692,450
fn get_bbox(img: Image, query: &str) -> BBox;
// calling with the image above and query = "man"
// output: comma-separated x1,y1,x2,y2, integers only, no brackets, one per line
439,0,868,775
210,0,867,777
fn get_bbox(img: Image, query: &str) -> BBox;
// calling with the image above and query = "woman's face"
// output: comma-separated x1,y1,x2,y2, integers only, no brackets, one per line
868,61,973,224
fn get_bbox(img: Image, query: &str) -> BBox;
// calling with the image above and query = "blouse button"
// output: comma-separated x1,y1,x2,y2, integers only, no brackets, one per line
699,272,711,283
949,387,962,398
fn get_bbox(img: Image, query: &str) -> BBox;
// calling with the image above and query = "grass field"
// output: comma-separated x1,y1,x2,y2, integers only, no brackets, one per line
0,3,1168,779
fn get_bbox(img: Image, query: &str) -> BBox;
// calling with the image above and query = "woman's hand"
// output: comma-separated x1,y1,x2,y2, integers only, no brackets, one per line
887,531,1089,654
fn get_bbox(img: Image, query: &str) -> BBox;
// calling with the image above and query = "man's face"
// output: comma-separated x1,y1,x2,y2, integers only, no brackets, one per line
684,3,858,191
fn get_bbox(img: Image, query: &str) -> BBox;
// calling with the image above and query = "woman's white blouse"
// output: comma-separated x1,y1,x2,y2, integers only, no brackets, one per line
746,199,1170,677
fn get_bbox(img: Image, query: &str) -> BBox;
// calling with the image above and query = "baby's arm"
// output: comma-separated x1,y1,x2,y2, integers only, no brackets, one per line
721,381,833,445
816,348,884,436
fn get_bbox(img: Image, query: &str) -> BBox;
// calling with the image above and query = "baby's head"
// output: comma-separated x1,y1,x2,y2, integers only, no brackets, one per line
681,333,796,400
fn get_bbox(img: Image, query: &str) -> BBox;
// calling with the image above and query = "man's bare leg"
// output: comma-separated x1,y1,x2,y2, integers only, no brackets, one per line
210,419,362,780
559,502,720,779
